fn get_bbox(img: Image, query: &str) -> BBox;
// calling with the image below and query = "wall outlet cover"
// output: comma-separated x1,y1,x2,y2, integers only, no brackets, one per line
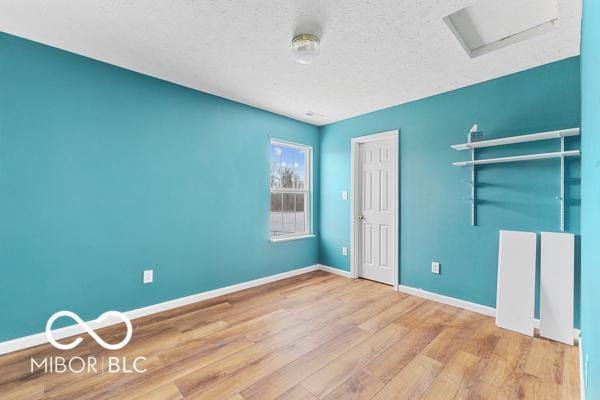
342,246,348,256
143,269,154,284
432,262,441,274
342,190,348,200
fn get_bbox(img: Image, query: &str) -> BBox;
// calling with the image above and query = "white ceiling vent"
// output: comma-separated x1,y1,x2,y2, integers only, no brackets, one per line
305,111,324,118
444,0,559,58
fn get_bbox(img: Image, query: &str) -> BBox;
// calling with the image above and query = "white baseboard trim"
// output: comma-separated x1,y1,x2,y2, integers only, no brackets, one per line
317,264,352,278
1,265,581,357
396,284,496,317
0,264,320,356
396,284,581,341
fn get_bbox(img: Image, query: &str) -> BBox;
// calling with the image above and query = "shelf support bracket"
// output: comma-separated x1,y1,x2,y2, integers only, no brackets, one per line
468,124,483,226
560,136,565,232
471,147,476,226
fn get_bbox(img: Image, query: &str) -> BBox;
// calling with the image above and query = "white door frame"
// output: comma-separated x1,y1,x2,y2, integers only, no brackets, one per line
350,130,399,289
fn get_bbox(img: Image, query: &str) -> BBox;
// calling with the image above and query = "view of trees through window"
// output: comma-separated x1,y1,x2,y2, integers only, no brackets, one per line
270,142,309,237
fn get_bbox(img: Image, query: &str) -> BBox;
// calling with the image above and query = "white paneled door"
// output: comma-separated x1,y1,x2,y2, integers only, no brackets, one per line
356,137,396,285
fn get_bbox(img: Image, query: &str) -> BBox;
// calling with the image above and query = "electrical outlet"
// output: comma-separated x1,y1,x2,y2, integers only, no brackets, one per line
342,246,348,256
143,269,154,284
432,262,441,274
342,191,348,200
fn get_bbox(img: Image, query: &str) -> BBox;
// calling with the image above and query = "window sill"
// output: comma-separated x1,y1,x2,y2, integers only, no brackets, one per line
270,234,316,243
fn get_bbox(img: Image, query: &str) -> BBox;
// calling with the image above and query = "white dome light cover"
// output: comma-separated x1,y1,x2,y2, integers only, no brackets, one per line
292,34,320,64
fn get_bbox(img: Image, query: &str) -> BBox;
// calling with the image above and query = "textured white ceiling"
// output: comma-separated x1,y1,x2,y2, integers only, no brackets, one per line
0,0,581,126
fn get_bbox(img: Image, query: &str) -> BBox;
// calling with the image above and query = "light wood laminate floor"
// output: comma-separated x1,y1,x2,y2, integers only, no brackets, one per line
0,271,580,399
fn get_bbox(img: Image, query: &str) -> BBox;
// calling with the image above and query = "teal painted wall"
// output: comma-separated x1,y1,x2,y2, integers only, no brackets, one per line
0,29,585,349
319,58,581,325
0,32,320,341
581,0,600,396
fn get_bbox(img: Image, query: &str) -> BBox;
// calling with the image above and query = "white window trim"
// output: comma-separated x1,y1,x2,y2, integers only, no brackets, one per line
270,234,316,243
270,139,313,241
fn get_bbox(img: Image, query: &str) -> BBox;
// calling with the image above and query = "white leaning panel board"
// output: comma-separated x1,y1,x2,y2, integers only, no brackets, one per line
540,232,575,345
496,230,537,336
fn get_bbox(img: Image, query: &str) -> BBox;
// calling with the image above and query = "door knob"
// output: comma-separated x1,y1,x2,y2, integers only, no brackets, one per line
357,215,364,220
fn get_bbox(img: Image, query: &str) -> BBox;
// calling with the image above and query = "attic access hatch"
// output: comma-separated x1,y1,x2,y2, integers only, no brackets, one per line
444,0,559,58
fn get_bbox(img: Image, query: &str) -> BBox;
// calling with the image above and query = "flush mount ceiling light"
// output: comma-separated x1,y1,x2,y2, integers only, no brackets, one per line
292,34,320,64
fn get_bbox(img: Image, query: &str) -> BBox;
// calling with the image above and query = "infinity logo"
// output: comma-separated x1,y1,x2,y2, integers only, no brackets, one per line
45,311,133,351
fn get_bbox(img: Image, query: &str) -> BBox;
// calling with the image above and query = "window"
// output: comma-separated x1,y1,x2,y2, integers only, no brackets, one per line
270,140,311,239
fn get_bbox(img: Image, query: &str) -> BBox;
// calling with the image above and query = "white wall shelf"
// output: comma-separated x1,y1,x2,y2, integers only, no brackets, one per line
451,125,581,231
452,150,581,167
451,128,579,150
